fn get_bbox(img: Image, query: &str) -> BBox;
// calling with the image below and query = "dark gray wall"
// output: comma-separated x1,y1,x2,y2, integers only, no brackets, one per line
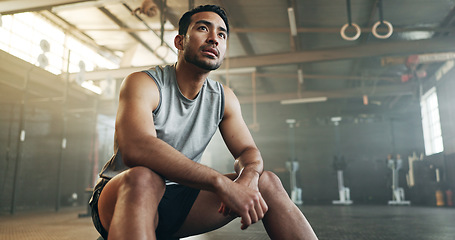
0,102,110,213
205,93,427,204
435,67,455,196
247,99,425,204
438,70,455,155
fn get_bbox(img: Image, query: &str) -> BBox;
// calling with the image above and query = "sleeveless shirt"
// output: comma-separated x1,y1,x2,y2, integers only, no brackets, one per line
99,65,225,183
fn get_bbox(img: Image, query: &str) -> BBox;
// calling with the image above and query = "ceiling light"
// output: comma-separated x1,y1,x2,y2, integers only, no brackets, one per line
212,67,256,75
280,97,327,105
287,7,297,36
331,116,342,122
297,69,304,84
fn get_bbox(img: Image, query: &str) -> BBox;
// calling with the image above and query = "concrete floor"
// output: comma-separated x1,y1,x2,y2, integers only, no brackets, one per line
1,205,455,240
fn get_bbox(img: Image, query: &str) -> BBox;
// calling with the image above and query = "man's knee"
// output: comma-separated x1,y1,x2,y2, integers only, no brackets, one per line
121,166,165,195
258,171,286,195
98,167,165,233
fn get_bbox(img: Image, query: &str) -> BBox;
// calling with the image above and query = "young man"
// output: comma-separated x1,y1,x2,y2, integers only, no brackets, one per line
89,5,318,240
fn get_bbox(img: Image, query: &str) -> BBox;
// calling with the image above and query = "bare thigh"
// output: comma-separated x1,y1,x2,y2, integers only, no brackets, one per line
97,167,165,232
173,173,238,238
97,177,121,231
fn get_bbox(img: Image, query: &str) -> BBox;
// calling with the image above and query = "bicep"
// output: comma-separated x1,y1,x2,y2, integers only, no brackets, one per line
219,87,257,159
115,72,159,150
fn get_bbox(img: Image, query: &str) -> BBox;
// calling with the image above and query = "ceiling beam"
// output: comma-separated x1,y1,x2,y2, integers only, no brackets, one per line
222,37,455,69
66,66,400,82
231,26,455,34
41,11,120,64
66,66,256,81
74,26,455,34
69,37,455,81
255,73,399,82
97,6,167,64
237,83,416,104
0,0,93,15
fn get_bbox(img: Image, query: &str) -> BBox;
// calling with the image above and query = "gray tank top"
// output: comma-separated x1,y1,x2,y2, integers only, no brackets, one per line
99,64,225,183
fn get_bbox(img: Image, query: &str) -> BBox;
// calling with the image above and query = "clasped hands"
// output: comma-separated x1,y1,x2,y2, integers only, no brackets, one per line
217,173,268,230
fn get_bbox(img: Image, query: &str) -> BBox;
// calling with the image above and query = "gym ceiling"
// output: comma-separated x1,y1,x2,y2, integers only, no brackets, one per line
1,0,455,117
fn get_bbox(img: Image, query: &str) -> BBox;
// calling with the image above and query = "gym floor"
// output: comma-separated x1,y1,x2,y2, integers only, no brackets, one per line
1,205,454,240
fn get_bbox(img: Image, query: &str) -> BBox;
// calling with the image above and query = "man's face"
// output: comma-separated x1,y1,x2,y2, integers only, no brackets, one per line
181,11,227,71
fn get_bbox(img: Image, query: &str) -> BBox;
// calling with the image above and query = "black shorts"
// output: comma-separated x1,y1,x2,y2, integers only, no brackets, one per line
89,178,200,240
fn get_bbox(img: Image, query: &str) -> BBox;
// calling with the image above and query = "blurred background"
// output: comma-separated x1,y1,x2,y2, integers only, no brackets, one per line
1,0,455,214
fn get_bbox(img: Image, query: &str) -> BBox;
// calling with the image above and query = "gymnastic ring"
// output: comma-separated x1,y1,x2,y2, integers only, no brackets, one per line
372,20,393,39
340,23,361,41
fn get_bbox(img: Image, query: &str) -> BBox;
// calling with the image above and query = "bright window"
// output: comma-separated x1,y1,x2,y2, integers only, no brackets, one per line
0,12,118,77
421,87,444,155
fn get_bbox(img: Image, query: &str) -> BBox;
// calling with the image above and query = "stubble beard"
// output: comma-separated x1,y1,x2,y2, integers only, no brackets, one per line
184,47,223,71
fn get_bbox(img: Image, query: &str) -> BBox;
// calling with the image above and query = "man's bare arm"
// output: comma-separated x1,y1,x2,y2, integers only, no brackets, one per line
219,86,264,180
218,86,269,229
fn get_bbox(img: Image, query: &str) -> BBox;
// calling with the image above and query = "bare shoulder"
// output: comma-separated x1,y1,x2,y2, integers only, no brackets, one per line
120,71,159,95
222,84,241,119
120,71,160,110
222,84,235,98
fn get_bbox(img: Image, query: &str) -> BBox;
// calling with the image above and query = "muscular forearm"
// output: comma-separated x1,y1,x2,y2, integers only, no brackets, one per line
119,135,228,192
234,147,264,178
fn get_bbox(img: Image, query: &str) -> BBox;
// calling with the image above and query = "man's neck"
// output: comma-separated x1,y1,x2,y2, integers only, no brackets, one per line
175,61,211,100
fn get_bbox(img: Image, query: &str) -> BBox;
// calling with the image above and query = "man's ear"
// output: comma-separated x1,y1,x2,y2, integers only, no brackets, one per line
174,35,184,50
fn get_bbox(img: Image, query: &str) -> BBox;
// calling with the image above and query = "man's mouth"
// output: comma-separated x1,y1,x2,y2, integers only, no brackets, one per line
201,47,219,58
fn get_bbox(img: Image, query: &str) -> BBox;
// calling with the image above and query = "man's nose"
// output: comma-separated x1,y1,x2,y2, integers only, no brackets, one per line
206,32,219,46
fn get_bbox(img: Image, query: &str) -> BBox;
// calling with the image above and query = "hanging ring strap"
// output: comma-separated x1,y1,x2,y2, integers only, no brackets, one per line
372,20,393,39
346,0,353,26
160,0,167,46
378,0,384,24
340,0,361,41
341,23,361,41
372,0,393,39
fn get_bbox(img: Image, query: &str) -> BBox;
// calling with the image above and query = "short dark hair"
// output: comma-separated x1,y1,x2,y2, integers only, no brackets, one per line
178,5,229,36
